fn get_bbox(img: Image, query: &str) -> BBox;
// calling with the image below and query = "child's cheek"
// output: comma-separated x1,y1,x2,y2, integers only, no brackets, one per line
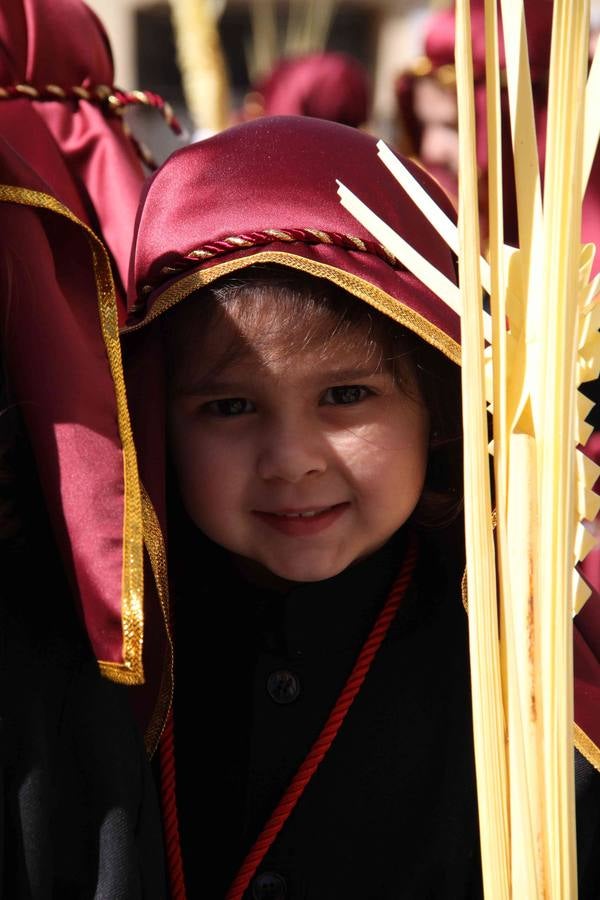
168,415,233,504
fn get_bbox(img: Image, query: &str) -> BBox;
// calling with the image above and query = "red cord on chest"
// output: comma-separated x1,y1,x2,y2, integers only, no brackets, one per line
160,535,419,900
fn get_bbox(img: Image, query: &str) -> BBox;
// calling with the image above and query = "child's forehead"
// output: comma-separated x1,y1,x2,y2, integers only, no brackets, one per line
167,282,380,355
175,307,382,381
164,291,406,400
162,269,423,391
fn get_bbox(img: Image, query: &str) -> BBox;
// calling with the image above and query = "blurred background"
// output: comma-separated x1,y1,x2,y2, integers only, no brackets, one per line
83,0,600,260
84,0,459,161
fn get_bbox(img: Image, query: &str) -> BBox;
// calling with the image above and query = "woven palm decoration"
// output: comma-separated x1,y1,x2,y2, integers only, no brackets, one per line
338,0,600,895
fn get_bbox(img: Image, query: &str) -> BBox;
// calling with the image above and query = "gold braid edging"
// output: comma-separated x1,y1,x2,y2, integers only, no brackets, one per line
0,184,145,684
126,250,461,366
140,483,174,756
574,721,600,772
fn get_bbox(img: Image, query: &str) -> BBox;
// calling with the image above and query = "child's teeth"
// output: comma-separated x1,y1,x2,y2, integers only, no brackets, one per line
282,509,323,518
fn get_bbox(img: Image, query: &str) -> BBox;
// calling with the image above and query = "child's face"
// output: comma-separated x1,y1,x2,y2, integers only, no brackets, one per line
168,306,430,583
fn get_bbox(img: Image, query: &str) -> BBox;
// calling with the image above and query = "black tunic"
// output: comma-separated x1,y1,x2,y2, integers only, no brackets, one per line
173,527,600,900
0,533,167,899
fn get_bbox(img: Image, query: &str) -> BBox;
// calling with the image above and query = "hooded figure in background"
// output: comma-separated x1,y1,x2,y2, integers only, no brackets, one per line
0,0,151,303
0,0,172,894
240,51,371,129
395,0,600,267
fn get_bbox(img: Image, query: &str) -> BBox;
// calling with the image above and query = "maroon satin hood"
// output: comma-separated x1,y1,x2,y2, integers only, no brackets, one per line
0,0,169,747
128,116,460,355
0,0,146,302
424,0,554,81
255,52,370,128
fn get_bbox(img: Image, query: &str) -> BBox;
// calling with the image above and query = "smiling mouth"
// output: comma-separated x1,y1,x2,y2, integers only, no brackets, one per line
253,502,350,535
269,506,341,518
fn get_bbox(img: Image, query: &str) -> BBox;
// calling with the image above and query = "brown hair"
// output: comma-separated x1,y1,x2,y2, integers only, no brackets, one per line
164,264,463,530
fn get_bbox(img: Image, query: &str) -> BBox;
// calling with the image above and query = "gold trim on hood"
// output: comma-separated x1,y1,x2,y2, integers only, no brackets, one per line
0,184,146,685
125,250,461,366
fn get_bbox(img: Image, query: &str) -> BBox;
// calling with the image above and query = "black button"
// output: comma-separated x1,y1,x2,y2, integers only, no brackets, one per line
266,670,301,704
252,871,287,900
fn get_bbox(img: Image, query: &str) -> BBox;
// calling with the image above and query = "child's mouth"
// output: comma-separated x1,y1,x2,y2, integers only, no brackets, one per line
253,503,349,535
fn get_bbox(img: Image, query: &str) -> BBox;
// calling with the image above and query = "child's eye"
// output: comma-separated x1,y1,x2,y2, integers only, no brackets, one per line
205,398,255,416
321,385,372,406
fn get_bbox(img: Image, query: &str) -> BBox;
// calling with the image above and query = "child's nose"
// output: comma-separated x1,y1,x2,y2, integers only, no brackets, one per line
256,420,328,483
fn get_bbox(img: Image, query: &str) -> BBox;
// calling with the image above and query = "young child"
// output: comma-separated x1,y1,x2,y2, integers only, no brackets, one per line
122,116,600,899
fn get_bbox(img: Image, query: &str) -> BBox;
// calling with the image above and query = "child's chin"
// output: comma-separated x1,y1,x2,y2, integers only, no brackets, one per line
233,550,352,588
266,554,351,585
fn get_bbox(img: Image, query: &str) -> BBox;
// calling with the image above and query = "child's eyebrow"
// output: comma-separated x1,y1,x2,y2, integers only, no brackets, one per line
176,366,386,397
174,377,251,398
315,366,386,382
